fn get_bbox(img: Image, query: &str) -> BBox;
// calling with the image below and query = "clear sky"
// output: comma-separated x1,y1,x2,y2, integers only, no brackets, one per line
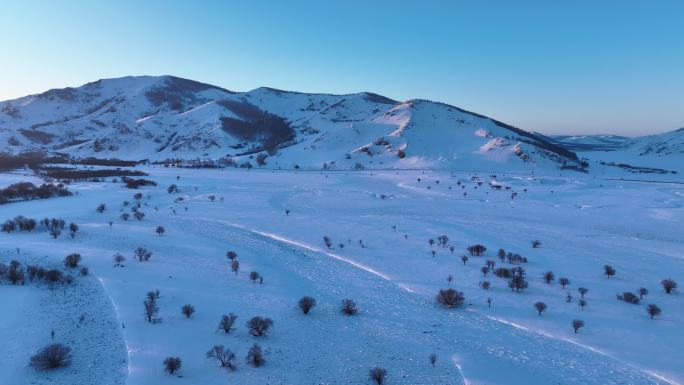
1,0,683,136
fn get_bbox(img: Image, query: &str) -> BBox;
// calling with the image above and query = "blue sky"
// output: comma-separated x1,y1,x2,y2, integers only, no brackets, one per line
1,0,683,136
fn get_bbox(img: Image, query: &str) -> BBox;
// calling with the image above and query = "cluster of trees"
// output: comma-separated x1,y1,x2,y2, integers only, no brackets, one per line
122,177,157,189
1,260,74,287
0,182,71,204
1,216,74,238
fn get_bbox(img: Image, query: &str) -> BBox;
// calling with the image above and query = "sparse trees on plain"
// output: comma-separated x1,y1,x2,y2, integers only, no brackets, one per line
369,367,387,385
249,271,260,284
246,316,273,336
481,266,489,277
508,274,528,292
647,304,661,319
29,343,72,371
661,279,677,294
497,248,506,262
534,301,547,316
298,296,316,315
231,260,240,275
341,299,358,315
246,343,264,367
461,255,469,265
163,357,181,374
572,319,584,334
181,304,195,318
217,313,238,334
206,345,236,370
134,211,145,221
436,288,465,308
227,251,237,261
155,226,165,236
579,299,587,310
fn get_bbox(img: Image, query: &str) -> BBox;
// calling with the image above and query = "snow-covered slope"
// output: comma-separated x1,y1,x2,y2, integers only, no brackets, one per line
546,135,630,151
0,76,581,172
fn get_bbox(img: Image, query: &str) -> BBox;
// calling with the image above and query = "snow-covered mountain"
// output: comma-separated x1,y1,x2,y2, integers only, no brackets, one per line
0,75,581,172
549,130,684,175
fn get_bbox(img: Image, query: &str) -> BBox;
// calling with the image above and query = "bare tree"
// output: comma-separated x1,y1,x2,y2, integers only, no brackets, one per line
96,203,106,213
638,287,648,299
661,279,677,294
647,304,661,319
534,301,547,316
323,236,333,249
559,277,570,289
481,266,490,277
113,253,126,266
181,304,195,318
579,299,587,310
369,367,387,385
206,345,236,370
572,319,584,334
298,296,317,315
231,260,240,275
246,344,265,367
217,313,238,334
481,281,491,290
429,353,437,367
447,274,453,286
531,240,541,248
249,271,260,284
227,251,238,261
156,226,165,236
436,288,465,308
578,287,588,299
603,265,616,278
144,296,158,323
246,316,273,336
30,343,72,370
163,357,181,374
69,223,78,238
134,247,152,262
487,297,492,308
341,299,358,315
461,255,469,265
543,271,555,284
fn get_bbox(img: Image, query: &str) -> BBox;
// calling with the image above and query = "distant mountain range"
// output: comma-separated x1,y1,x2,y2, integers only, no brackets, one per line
0,75,680,175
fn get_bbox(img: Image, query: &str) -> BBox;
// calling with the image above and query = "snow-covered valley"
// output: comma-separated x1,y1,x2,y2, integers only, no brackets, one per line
0,165,681,384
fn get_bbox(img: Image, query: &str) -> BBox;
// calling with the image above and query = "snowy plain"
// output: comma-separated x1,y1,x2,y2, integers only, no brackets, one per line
0,166,682,385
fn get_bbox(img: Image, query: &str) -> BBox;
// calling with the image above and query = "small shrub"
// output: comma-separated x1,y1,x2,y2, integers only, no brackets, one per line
572,319,584,333
661,279,677,294
246,343,265,367
246,316,273,336
63,253,81,268
217,313,238,334
298,296,317,315
30,343,71,370
181,304,195,318
436,288,465,308
369,367,387,385
341,299,358,315
647,304,661,319
163,357,181,374
206,345,236,370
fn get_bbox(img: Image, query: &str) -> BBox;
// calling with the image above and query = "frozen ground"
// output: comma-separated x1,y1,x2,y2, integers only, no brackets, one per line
0,166,682,384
